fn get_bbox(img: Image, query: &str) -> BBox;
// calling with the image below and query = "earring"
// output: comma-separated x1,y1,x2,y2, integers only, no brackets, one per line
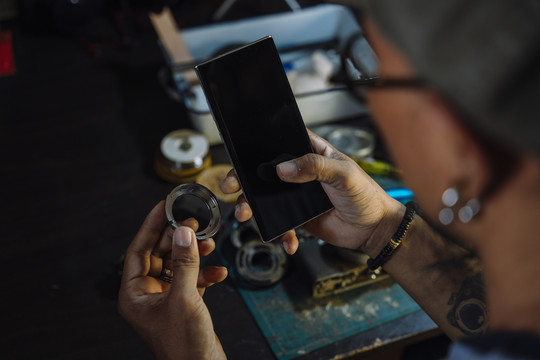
458,198,481,223
439,187,459,225
438,187,481,225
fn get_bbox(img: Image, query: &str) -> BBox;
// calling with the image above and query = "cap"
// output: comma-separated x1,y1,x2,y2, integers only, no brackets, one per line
364,0,540,156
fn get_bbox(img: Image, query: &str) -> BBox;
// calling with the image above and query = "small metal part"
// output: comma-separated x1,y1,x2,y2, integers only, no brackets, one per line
235,240,288,287
230,218,260,249
165,183,221,240
326,127,375,159
295,238,390,298
312,125,375,160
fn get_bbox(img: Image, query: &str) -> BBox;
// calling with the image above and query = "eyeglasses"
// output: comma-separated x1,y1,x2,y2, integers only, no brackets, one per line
351,77,427,88
349,76,428,98
340,33,428,100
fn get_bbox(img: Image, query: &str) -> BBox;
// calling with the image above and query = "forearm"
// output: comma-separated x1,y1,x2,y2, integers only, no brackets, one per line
362,203,487,340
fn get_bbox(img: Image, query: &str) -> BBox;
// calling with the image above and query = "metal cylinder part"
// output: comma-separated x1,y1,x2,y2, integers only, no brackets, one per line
165,182,221,240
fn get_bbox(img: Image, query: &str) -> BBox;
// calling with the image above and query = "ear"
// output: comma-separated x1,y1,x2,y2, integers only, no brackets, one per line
420,94,492,204
364,17,492,216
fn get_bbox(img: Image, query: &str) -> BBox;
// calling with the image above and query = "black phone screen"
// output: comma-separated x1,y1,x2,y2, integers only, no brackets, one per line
195,36,333,242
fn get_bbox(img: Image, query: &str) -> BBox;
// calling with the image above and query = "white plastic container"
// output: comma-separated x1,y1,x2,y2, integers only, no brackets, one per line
175,5,369,144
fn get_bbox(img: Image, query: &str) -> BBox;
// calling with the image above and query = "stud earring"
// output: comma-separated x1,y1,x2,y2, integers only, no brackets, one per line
458,198,481,223
439,187,459,225
438,187,481,225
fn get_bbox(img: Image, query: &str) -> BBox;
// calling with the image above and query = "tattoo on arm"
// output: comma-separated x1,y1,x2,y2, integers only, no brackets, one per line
447,274,488,336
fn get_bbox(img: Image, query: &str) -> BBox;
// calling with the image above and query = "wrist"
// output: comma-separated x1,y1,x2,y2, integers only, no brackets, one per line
366,201,417,270
360,198,406,258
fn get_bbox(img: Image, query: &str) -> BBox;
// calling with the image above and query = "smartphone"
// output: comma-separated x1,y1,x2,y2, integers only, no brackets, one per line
195,36,333,242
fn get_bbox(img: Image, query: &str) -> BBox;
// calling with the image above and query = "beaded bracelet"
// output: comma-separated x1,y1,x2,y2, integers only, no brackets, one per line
367,201,417,270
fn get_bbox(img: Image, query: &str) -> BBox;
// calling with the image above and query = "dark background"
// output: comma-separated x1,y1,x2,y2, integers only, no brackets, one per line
0,1,449,359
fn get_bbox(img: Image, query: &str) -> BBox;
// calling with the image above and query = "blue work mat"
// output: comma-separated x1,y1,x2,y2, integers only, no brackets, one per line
240,279,420,359
216,240,421,360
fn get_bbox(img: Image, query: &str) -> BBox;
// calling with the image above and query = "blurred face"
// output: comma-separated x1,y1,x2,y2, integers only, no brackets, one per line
363,19,463,220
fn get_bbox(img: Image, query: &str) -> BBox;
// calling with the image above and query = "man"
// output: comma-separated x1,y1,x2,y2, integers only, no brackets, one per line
119,1,540,358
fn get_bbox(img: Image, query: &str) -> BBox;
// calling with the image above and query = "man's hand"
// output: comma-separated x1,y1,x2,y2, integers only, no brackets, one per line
220,130,403,256
118,201,228,360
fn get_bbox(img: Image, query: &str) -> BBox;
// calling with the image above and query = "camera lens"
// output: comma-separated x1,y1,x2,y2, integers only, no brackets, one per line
165,183,221,240
171,194,211,230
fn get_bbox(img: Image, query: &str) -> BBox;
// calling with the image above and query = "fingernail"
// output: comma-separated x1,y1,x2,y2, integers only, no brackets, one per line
235,202,245,218
282,241,291,254
277,161,297,178
223,175,239,187
174,227,193,247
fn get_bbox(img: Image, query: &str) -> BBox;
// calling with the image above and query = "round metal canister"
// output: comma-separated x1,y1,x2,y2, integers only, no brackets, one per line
155,129,211,183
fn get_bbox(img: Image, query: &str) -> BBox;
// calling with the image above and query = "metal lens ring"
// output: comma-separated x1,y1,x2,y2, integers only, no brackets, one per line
326,127,375,159
230,219,260,249
235,240,288,287
165,183,221,240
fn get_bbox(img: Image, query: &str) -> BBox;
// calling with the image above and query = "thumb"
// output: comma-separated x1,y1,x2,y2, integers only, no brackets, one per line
276,153,348,186
168,227,200,298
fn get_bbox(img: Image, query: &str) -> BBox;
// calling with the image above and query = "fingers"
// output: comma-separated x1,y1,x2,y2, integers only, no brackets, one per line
218,129,353,246
235,194,252,222
150,217,200,277
198,238,216,257
276,130,351,186
151,225,175,257
276,151,351,187
220,169,241,194
158,238,215,276
168,227,227,300
130,201,168,253
152,217,203,257
123,201,168,282
168,227,201,298
280,230,299,255
179,217,200,232
219,132,347,192
307,129,347,160
220,169,253,222
197,266,228,288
